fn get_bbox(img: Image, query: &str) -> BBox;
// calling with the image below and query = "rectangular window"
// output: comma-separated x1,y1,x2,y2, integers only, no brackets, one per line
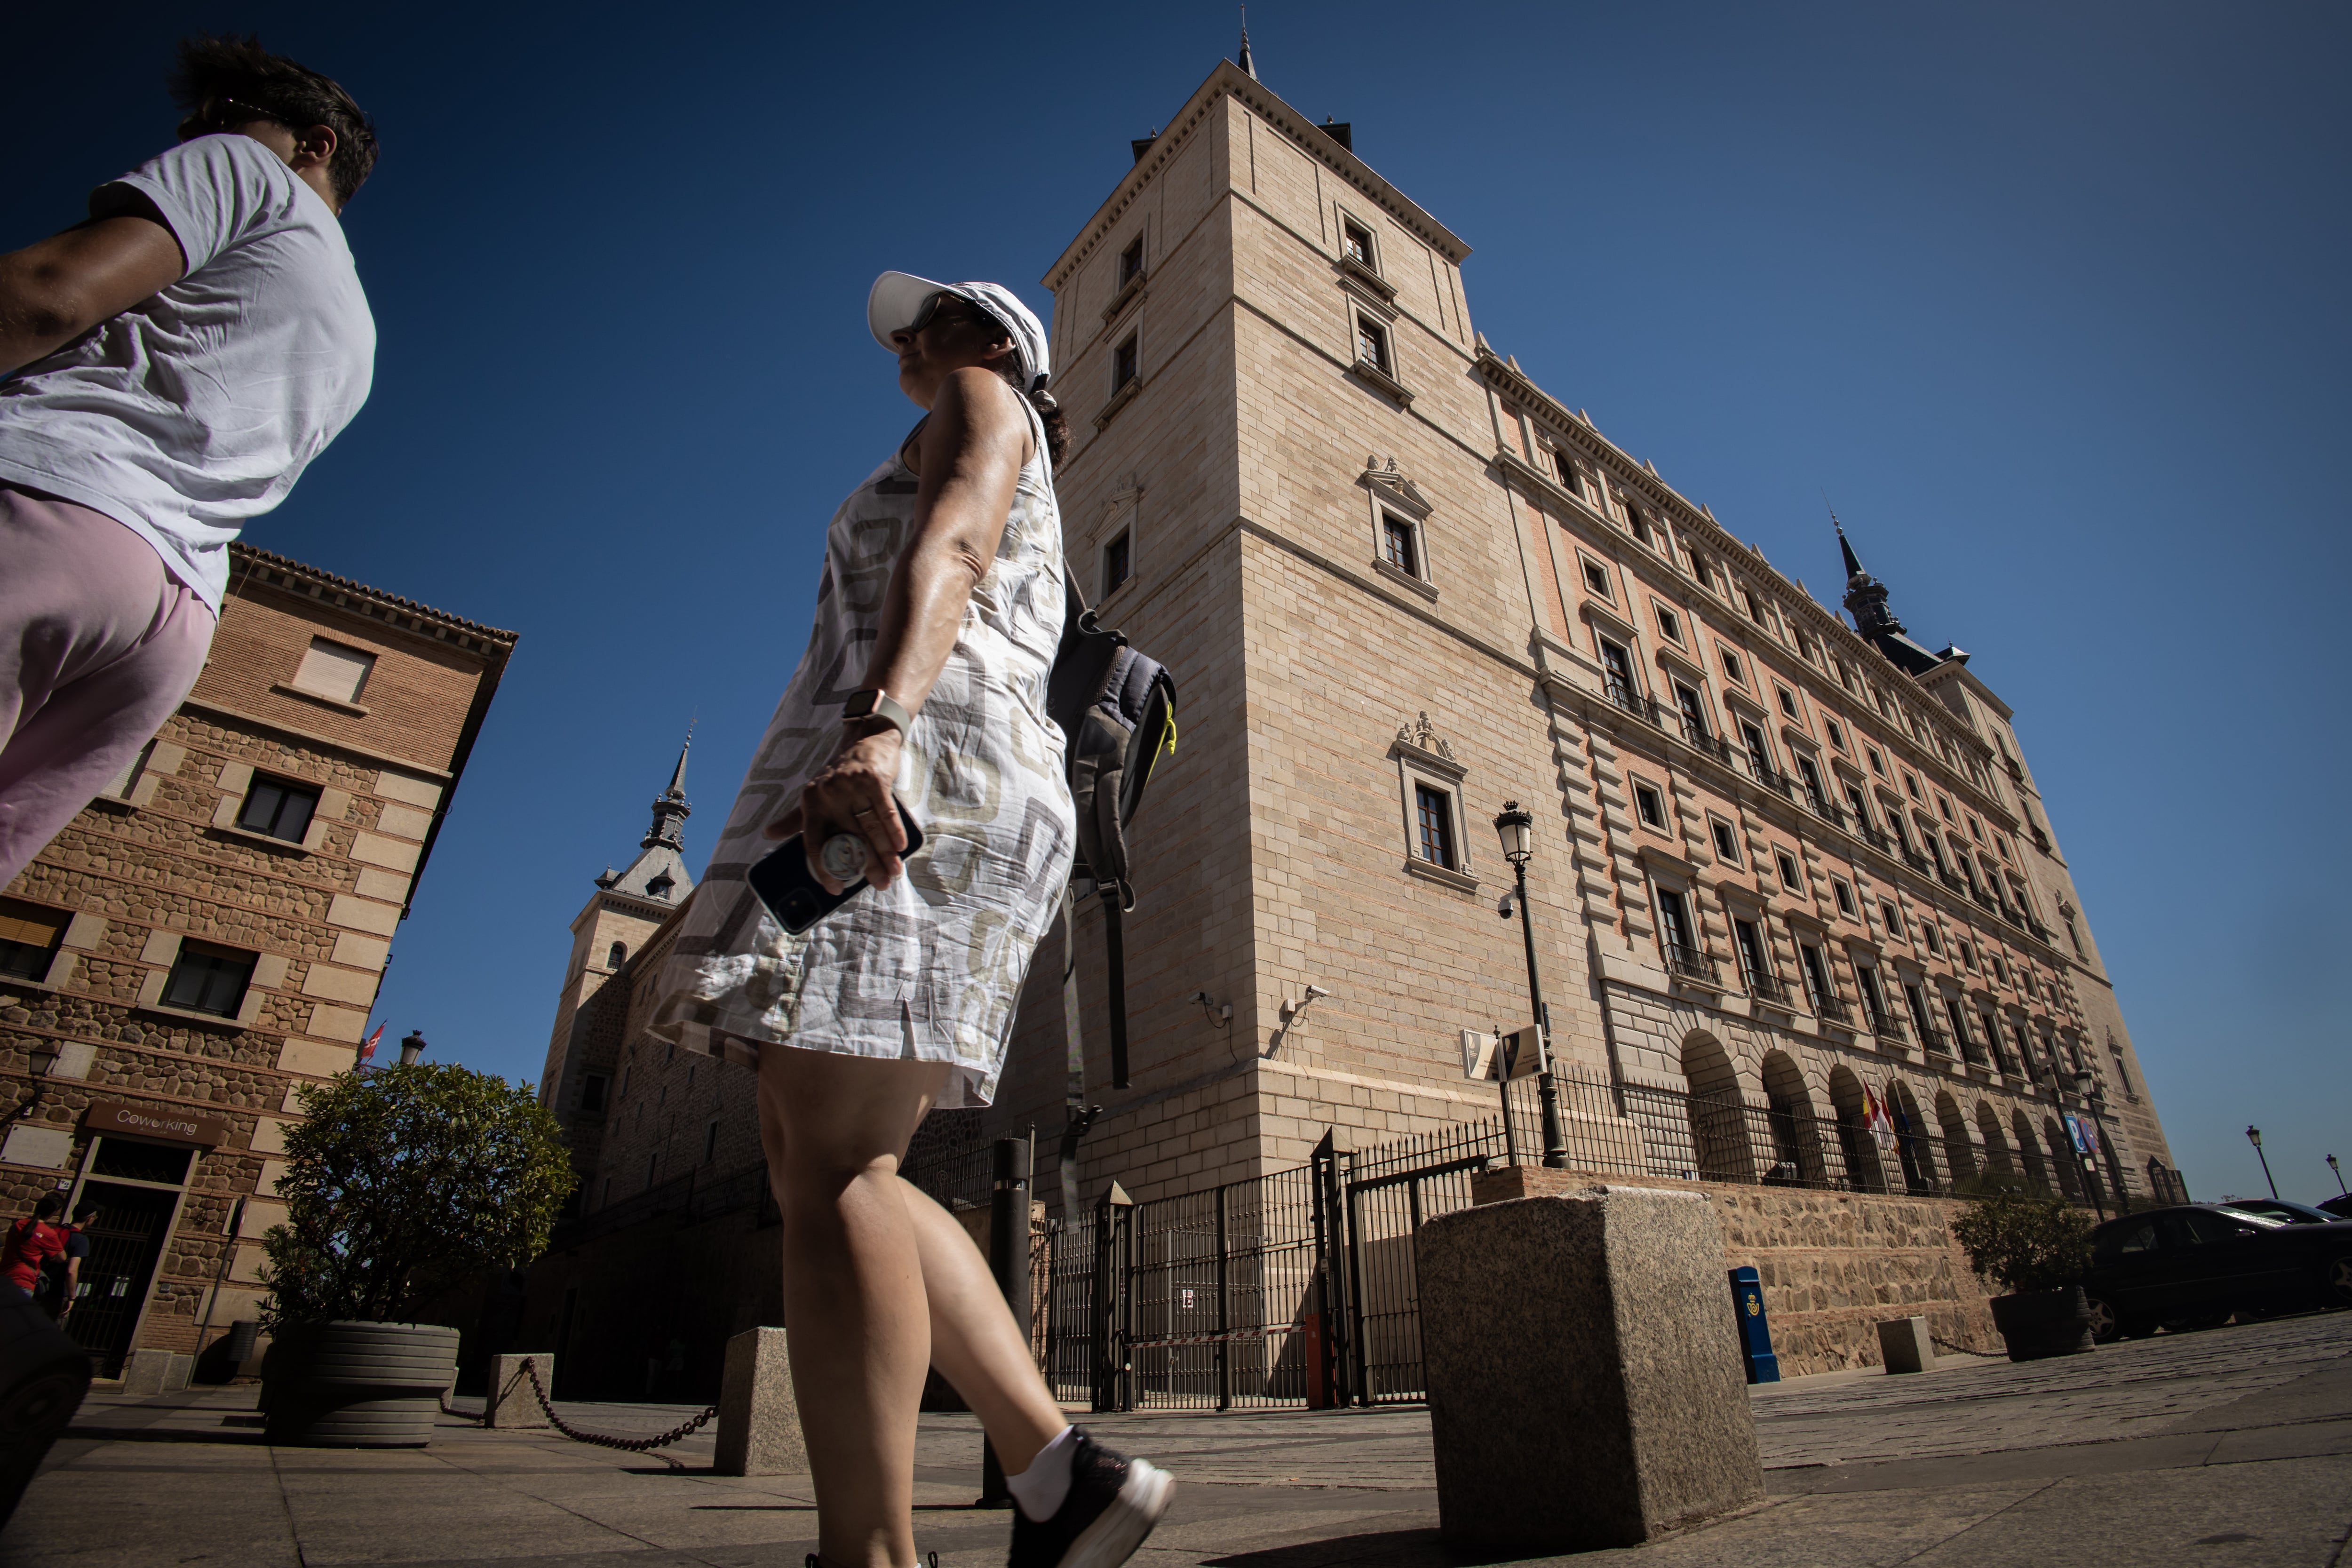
1695,558,1718,593
1921,923,1942,956
1355,315,1391,374
1855,962,1888,1025
1795,753,1829,812
1102,530,1131,596
238,776,319,843
161,940,255,1017
1674,683,1708,742
1867,746,1885,777
580,1074,608,1114
1600,639,1639,709
1719,648,1743,685
1634,782,1665,829
1657,887,1694,957
1582,559,1611,597
1710,820,1740,864
1654,604,1682,644
1844,782,1871,828
1627,508,1653,548
1555,449,1580,494
1118,234,1144,289
1733,918,1771,992
1776,685,1800,720
1342,218,1374,267
1958,937,1977,971
0,900,65,981
1743,589,1767,626
1826,719,1847,752
1112,333,1139,390
1382,513,1418,576
1881,899,1904,939
1799,943,1833,1011
1832,878,1856,917
1905,981,1936,1041
292,637,376,704
1905,771,1923,800
1414,784,1456,869
1774,850,1801,889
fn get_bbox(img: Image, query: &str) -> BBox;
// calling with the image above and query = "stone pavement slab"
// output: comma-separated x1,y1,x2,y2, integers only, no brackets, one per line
6,1311,2348,1567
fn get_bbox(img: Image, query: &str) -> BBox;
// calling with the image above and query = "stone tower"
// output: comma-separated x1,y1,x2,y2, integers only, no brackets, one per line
964,56,2172,1207
538,738,696,1186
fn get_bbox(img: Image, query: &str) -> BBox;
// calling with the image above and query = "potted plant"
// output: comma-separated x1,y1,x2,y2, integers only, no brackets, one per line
1949,1191,2097,1362
258,1062,571,1446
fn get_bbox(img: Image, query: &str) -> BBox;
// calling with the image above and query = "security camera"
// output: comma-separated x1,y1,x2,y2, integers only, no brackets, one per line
1304,984,1331,1001
1498,891,1516,920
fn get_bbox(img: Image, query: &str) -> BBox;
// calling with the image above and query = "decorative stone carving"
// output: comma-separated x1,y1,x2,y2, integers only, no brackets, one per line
1395,711,1454,761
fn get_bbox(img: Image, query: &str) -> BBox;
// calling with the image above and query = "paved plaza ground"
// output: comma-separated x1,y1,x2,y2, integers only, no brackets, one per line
7,1311,2349,1568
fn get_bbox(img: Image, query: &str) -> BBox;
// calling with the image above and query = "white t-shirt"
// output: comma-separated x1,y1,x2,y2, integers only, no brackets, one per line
0,134,375,613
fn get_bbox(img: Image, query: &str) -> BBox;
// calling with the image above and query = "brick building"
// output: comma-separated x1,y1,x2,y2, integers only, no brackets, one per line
523,56,2177,1392
0,543,513,1376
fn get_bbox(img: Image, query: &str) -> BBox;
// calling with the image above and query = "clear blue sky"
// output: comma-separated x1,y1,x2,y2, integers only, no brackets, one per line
12,2,2344,1203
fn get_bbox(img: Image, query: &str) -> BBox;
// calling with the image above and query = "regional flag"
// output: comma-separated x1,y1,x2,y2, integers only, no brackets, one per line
359,1022,385,1061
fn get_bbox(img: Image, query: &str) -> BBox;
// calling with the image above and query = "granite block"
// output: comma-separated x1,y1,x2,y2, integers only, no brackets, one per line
486,1354,552,1429
1879,1314,1935,1374
1416,1186,1766,1554
714,1327,805,1476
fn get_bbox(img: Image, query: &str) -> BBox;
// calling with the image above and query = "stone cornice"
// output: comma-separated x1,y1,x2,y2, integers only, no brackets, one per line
230,544,516,650
1045,60,1470,292
1479,353,2009,819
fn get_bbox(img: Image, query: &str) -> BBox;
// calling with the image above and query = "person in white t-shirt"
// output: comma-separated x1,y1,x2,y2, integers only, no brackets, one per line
0,36,379,885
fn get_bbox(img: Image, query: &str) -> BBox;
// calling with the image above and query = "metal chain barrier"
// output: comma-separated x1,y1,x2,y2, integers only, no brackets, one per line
516,1356,719,1465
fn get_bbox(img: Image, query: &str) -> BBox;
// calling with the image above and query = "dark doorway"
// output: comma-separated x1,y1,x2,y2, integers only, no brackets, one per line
63,1181,182,1377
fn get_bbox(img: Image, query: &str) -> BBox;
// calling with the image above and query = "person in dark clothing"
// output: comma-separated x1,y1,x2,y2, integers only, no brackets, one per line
39,1201,97,1321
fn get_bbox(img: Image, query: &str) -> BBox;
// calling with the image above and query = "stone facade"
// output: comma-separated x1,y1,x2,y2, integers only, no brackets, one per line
527,61,2175,1377
0,544,512,1376
1478,1165,2001,1376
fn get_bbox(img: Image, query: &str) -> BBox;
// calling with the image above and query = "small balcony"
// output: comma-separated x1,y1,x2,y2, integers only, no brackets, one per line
1868,1007,1908,1043
1812,994,1854,1027
1901,849,1933,875
1916,1018,1954,1056
1604,674,1644,716
1744,968,1790,1006
1664,943,1721,987
1856,823,1892,853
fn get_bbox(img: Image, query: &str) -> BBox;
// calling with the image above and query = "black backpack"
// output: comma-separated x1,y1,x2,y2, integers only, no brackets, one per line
1047,570,1176,1089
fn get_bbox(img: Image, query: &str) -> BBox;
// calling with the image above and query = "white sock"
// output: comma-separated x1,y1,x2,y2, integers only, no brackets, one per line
1007,1424,1078,1522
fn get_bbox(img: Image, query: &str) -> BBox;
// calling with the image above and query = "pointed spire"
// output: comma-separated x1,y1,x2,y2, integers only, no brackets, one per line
642,724,693,852
1238,5,1257,79
1833,508,1865,583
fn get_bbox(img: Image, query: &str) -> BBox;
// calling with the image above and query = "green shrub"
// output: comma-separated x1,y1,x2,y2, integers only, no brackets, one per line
1949,1191,2093,1295
259,1063,572,1329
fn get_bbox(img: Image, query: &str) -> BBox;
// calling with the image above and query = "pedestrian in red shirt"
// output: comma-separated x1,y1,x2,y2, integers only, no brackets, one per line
0,1194,68,1305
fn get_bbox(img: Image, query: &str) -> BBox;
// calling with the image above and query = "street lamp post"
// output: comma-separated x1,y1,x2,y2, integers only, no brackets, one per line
1493,802,1566,1170
2246,1126,2278,1202
397,1031,428,1067
2328,1154,2345,1196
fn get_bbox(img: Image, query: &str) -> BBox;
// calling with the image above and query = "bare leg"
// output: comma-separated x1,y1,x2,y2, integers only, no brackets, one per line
760,1046,945,1568
900,1178,1067,1474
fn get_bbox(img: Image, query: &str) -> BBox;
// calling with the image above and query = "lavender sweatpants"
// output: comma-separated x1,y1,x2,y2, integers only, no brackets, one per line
0,485,215,887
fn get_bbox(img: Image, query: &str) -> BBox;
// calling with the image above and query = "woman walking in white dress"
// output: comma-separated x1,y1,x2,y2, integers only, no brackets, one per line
647,275,1170,1568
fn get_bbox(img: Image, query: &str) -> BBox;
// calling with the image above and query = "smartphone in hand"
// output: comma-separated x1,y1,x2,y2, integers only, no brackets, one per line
747,797,926,935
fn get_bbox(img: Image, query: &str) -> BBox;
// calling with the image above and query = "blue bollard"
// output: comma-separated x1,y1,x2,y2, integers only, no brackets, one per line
1728,1266,1780,1384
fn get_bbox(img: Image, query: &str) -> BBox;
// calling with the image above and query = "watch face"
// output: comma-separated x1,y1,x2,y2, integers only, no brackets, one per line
845,691,875,718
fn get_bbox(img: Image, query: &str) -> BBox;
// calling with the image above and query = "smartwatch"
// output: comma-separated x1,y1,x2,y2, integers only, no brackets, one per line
842,688,913,735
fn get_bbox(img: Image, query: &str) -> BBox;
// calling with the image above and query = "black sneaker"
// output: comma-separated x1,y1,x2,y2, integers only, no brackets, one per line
1007,1428,1174,1568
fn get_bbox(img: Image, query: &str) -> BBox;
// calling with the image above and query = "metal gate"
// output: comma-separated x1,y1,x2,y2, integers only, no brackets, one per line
1340,1123,1499,1403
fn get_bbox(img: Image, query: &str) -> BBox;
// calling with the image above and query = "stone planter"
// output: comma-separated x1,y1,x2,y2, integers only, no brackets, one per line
261,1321,459,1447
1988,1287,2095,1362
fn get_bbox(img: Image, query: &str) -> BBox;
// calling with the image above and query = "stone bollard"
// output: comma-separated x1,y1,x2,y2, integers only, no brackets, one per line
120,1348,181,1397
715,1327,806,1476
486,1354,553,1429
1877,1315,1935,1374
1417,1186,1766,1555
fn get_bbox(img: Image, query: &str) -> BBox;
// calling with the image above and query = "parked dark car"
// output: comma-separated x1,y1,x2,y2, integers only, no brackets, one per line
2081,1204,2352,1341
2216,1198,2348,1226
2321,1194,2352,1221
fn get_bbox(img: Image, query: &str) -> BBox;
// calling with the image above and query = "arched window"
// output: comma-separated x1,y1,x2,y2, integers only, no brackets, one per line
607,941,628,968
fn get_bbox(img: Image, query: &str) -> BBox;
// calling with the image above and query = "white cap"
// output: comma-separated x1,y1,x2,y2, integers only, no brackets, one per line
868,272,1052,394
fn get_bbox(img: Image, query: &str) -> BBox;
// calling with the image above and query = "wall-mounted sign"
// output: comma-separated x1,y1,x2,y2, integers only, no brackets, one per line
85,1099,227,1148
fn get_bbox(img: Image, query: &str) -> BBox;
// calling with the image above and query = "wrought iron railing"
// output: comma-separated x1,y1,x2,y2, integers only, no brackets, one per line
1664,943,1720,985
